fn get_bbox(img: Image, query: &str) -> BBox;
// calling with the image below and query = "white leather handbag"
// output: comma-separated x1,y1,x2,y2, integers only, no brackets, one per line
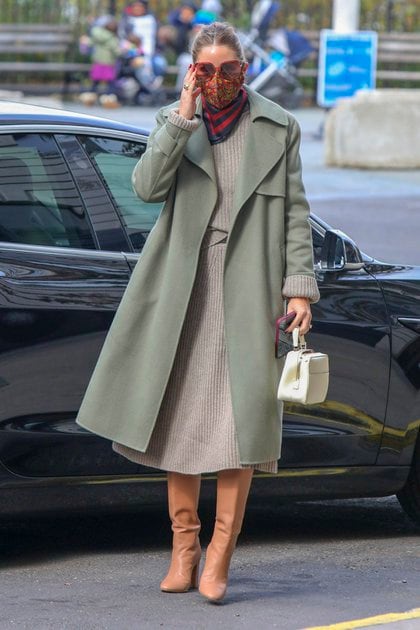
277,327,329,405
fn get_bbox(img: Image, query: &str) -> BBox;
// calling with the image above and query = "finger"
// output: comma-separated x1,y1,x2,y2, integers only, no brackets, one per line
183,71,194,85
286,311,309,333
181,73,197,96
180,84,195,100
298,314,312,335
188,70,197,87
184,66,197,83
285,312,302,333
185,64,194,77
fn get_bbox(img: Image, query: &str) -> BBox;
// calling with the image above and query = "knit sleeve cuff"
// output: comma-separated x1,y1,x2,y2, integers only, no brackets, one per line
168,109,200,132
282,274,321,304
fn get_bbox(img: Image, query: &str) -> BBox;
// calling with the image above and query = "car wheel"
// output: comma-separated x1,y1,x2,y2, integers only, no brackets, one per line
397,437,420,526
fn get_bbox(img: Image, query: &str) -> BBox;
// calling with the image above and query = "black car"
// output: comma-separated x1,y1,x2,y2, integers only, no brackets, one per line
0,101,419,523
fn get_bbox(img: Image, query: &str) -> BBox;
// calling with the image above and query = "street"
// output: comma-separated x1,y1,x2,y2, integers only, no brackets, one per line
1,493,419,629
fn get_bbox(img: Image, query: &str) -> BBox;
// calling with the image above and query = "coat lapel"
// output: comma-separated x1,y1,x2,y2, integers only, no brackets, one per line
161,88,289,215
183,116,217,183
162,99,216,183
231,87,289,222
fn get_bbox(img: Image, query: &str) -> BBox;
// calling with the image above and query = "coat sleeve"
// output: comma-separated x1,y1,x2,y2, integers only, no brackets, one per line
281,116,320,304
132,108,199,203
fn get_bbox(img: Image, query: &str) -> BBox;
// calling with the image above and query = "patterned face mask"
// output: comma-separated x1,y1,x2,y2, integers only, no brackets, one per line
197,68,246,110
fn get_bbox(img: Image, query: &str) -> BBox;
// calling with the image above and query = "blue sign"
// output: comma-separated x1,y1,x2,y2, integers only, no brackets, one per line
317,30,378,108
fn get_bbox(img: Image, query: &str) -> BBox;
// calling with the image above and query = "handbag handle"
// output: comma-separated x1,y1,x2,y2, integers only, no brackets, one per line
292,326,307,350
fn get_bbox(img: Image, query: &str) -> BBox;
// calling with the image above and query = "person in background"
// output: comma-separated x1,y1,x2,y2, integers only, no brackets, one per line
79,12,115,56
119,33,164,102
194,0,222,26
164,2,198,91
120,1,167,79
120,0,156,57
201,0,222,17
82,17,121,108
168,2,198,57
171,3,220,91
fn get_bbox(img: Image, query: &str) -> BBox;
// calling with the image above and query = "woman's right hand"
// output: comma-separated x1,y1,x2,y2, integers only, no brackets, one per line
178,65,201,120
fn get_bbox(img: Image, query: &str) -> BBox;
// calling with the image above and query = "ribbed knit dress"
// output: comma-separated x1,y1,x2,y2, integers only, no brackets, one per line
112,105,278,474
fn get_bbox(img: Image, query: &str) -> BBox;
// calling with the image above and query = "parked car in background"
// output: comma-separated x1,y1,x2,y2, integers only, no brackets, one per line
0,102,419,524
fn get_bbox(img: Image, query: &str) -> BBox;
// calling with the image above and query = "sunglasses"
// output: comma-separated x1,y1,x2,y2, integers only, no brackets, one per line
193,60,245,81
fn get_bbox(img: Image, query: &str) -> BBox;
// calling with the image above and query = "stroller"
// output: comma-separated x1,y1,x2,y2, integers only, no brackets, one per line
240,1,313,109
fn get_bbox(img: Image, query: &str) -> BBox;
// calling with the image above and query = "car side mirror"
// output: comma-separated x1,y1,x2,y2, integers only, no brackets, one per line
320,229,364,271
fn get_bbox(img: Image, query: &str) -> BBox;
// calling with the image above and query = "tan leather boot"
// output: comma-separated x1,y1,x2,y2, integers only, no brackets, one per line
160,472,201,593
199,468,253,603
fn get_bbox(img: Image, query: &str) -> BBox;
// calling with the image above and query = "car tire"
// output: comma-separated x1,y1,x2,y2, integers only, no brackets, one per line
397,437,420,526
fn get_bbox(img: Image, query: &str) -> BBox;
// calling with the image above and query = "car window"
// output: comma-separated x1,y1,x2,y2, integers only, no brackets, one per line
312,228,324,268
0,134,96,249
79,136,163,252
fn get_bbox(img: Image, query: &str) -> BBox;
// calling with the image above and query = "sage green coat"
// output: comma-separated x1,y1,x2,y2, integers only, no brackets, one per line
75,87,319,465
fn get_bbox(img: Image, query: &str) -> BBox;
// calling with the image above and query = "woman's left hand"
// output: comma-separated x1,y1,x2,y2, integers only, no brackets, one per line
285,297,312,335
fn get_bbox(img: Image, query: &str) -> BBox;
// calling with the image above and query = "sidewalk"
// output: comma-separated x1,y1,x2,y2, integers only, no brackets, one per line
294,107,420,265
294,108,420,202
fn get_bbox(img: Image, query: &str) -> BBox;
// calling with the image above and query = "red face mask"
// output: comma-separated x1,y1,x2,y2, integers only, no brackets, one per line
194,60,246,109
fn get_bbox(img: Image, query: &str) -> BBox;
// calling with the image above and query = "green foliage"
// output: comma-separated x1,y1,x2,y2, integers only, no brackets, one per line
0,0,419,32
361,0,420,31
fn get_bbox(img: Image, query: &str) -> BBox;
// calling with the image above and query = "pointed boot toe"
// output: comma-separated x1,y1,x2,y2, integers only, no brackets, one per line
198,575,227,603
160,548,201,593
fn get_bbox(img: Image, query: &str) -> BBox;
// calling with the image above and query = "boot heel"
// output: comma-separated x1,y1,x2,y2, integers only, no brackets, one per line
191,560,200,589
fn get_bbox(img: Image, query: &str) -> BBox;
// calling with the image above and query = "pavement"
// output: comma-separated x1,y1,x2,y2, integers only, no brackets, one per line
1,495,419,630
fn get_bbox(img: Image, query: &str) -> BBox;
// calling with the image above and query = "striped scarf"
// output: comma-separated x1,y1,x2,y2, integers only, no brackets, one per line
201,88,248,145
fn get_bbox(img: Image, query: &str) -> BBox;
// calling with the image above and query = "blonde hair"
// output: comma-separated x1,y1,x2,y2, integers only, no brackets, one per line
191,22,246,63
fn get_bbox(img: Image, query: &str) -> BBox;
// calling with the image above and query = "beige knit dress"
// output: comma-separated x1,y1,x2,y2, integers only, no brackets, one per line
112,106,278,474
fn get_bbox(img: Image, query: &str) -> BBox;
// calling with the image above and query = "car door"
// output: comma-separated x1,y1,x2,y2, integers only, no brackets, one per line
0,130,139,479
278,219,391,467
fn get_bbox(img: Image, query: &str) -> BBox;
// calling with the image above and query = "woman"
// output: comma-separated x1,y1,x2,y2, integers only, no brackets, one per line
76,22,320,603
